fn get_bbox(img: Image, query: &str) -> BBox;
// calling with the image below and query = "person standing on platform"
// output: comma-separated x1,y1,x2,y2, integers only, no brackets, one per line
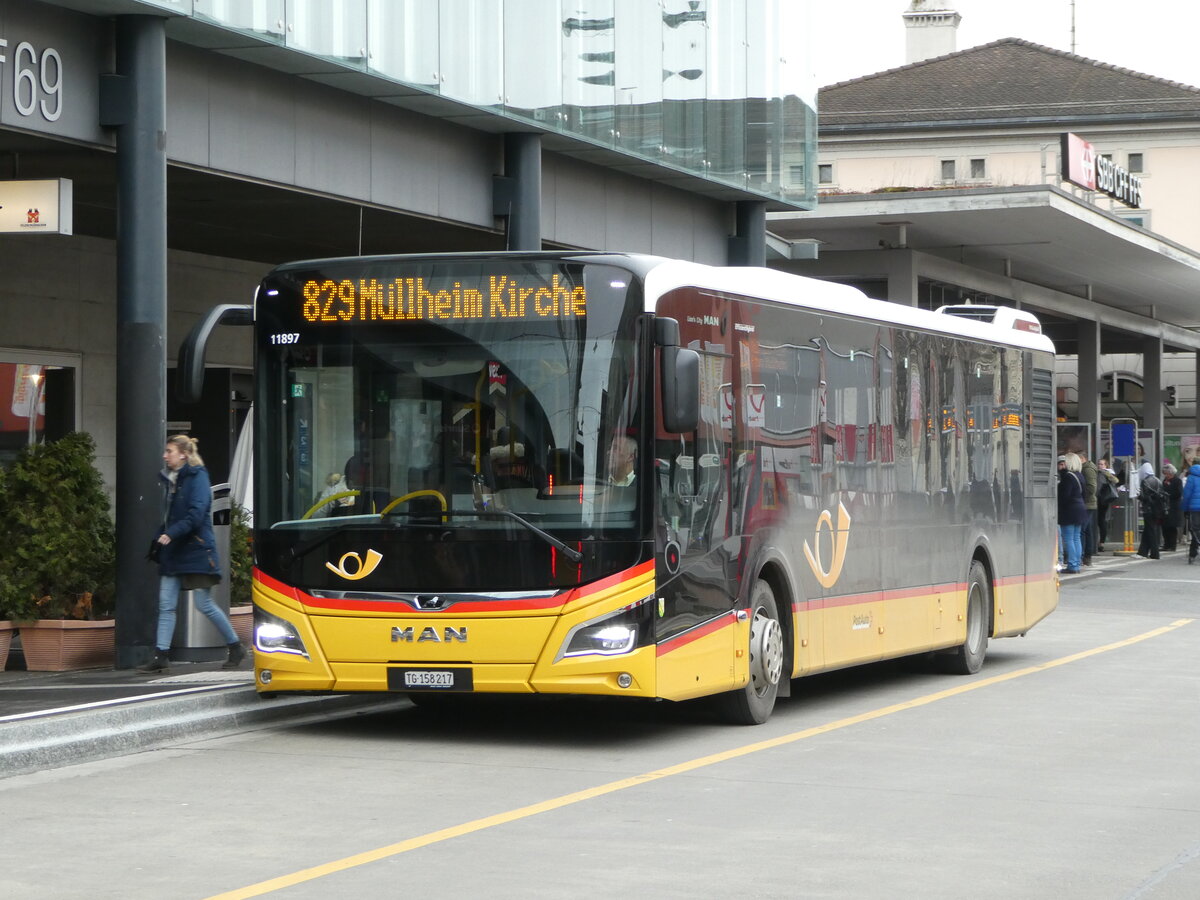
1136,460,1164,560
1079,450,1098,566
1096,457,1120,551
1057,453,1086,574
1161,463,1183,552
1182,460,1200,564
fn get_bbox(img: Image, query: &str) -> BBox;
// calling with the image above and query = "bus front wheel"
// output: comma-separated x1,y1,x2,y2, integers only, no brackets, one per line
715,580,784,725
944,560,990,675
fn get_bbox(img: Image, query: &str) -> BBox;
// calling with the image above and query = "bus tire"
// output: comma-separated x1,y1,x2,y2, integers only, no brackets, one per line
944,560,990,675
715,579,784,725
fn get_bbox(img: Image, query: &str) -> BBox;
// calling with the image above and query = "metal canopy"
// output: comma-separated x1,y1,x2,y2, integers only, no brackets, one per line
767,185,1200,353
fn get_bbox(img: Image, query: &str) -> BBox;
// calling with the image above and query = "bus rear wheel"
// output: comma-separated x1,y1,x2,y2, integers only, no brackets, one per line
715,580,784,725
944,560,990,675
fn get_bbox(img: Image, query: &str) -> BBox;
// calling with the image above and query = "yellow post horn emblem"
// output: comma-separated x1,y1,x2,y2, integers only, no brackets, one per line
803,501,852,589
325,549,383,581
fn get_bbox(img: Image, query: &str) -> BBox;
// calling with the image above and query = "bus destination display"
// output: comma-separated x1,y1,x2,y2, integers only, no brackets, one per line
299,273,587,325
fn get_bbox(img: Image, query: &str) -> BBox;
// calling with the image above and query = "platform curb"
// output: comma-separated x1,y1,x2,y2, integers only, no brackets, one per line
0,684,405,779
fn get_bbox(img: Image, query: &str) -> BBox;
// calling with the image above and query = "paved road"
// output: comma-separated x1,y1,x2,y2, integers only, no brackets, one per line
2,555,1197,900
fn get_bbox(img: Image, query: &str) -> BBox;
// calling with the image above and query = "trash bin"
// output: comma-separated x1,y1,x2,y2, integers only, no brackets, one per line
170,482,233,662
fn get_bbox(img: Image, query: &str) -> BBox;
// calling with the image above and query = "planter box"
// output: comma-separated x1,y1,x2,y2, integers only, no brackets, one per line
19,619,115,672
230,606,253,647
0,621,13,670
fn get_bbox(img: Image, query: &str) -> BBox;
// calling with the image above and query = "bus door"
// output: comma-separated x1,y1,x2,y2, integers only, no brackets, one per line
654,339,740,701
879,331,935,652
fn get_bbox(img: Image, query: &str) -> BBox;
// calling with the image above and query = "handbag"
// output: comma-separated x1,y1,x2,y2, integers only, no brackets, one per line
146,539,161,562
1097,479,1117,505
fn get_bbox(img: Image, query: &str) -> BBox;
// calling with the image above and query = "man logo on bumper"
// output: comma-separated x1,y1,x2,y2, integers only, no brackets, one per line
325,549,383,580
392,626,468,643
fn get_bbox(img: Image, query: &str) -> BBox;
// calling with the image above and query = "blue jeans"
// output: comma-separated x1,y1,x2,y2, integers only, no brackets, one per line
1059,524,1082,571
156,575,237,651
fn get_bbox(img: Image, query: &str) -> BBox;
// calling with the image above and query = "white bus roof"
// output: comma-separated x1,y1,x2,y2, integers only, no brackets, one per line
641,259,1056,354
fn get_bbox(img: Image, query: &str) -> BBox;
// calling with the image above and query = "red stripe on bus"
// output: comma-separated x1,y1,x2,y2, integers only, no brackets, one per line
790,571,1054,614
656,610,738,657
255,560,655,615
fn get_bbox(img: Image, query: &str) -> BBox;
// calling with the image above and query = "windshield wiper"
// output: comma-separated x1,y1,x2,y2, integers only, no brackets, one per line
285,519,394,568
434,508,585,563
287,508,584,567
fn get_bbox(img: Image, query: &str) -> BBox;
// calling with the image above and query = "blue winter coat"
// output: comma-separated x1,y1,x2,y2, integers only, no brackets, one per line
1182,464,1200,513
158,464,221,579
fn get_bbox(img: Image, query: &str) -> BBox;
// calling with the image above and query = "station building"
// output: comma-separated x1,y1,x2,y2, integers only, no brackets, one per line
769,13,1200,466
0,0,814,662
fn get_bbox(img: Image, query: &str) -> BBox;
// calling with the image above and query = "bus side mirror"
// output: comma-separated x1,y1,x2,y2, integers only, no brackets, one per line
177,304,254,404
656,317,699,434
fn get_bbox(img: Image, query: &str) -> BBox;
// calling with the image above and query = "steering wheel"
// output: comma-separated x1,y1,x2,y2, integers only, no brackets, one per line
301,490,360,519
379,489,449,519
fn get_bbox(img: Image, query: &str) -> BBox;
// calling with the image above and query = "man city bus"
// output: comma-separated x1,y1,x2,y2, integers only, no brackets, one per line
180,252,1058,724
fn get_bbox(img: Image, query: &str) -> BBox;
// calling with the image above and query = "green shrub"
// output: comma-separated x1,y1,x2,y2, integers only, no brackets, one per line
228,502,253,606
0,432,116,621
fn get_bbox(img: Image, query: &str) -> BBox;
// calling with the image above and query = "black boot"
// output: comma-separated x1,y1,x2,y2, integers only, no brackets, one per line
223,641,247,669
137,650,170,673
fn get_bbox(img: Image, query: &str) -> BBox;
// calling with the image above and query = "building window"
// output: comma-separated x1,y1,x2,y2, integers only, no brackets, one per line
818,163,833,184
0,351,80,468
941,159,955,181
970,158,986,179
1118,211,1150,230
789,164,805,184
1128,152,1144,173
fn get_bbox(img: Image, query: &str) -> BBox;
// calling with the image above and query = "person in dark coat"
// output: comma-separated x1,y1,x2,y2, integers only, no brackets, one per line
1161,464,1183,551
138,434,246,673
1096,457,1120,550
1057,453,1087,574
1136,461,1164,560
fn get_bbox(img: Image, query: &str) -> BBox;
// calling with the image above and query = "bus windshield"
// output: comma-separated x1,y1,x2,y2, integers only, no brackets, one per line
255,260,646,545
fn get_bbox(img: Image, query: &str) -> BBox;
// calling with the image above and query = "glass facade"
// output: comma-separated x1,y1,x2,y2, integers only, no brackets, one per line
187,0,816,208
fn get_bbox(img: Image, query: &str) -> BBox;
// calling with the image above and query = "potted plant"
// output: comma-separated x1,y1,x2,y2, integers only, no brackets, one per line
0,460,11,669
0,432,117,671
227,502,254,646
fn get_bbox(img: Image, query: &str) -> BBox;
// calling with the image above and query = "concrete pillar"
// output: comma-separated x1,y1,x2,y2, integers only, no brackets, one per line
887,250,919,306
728,201,766,267
1194,350,1200,433
102,16,169,668
1142,335,1163,460
495,133,541,251
1076,319,1101,454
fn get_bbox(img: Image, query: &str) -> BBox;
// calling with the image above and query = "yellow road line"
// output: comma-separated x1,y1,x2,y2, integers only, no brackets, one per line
207,619,1193,900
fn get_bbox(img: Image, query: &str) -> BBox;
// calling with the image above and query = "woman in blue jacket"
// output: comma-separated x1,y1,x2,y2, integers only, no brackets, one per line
138,435,246,673
1182,463,1200,563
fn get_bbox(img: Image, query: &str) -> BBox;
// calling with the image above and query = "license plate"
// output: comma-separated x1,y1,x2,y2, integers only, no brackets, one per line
388,667,473,691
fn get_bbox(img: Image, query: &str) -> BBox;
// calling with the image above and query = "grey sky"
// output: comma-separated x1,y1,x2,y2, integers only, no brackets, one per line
811,1,1200,89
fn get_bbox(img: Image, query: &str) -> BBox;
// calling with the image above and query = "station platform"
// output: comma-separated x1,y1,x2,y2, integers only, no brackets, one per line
0,655,404,779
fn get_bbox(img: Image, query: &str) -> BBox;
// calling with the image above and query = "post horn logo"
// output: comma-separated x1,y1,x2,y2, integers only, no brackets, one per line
325,549,383,581
803,501,852,589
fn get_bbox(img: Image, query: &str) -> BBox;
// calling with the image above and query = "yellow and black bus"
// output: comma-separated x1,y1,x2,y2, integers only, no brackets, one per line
183,252,1058,724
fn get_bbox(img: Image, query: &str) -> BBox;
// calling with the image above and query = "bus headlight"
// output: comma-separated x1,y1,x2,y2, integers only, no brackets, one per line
254,607,309,659
558,596,653,660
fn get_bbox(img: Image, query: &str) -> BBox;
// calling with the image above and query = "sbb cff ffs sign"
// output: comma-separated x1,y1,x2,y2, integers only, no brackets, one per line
1060,132,1142,208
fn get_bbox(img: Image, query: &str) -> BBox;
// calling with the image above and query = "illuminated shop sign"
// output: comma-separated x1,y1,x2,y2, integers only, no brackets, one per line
300,274,587,324
1060,132,1141,208
0,179,72,234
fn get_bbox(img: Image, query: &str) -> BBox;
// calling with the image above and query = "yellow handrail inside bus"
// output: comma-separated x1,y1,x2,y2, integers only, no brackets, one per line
378,490,448,520
302,490,360,519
